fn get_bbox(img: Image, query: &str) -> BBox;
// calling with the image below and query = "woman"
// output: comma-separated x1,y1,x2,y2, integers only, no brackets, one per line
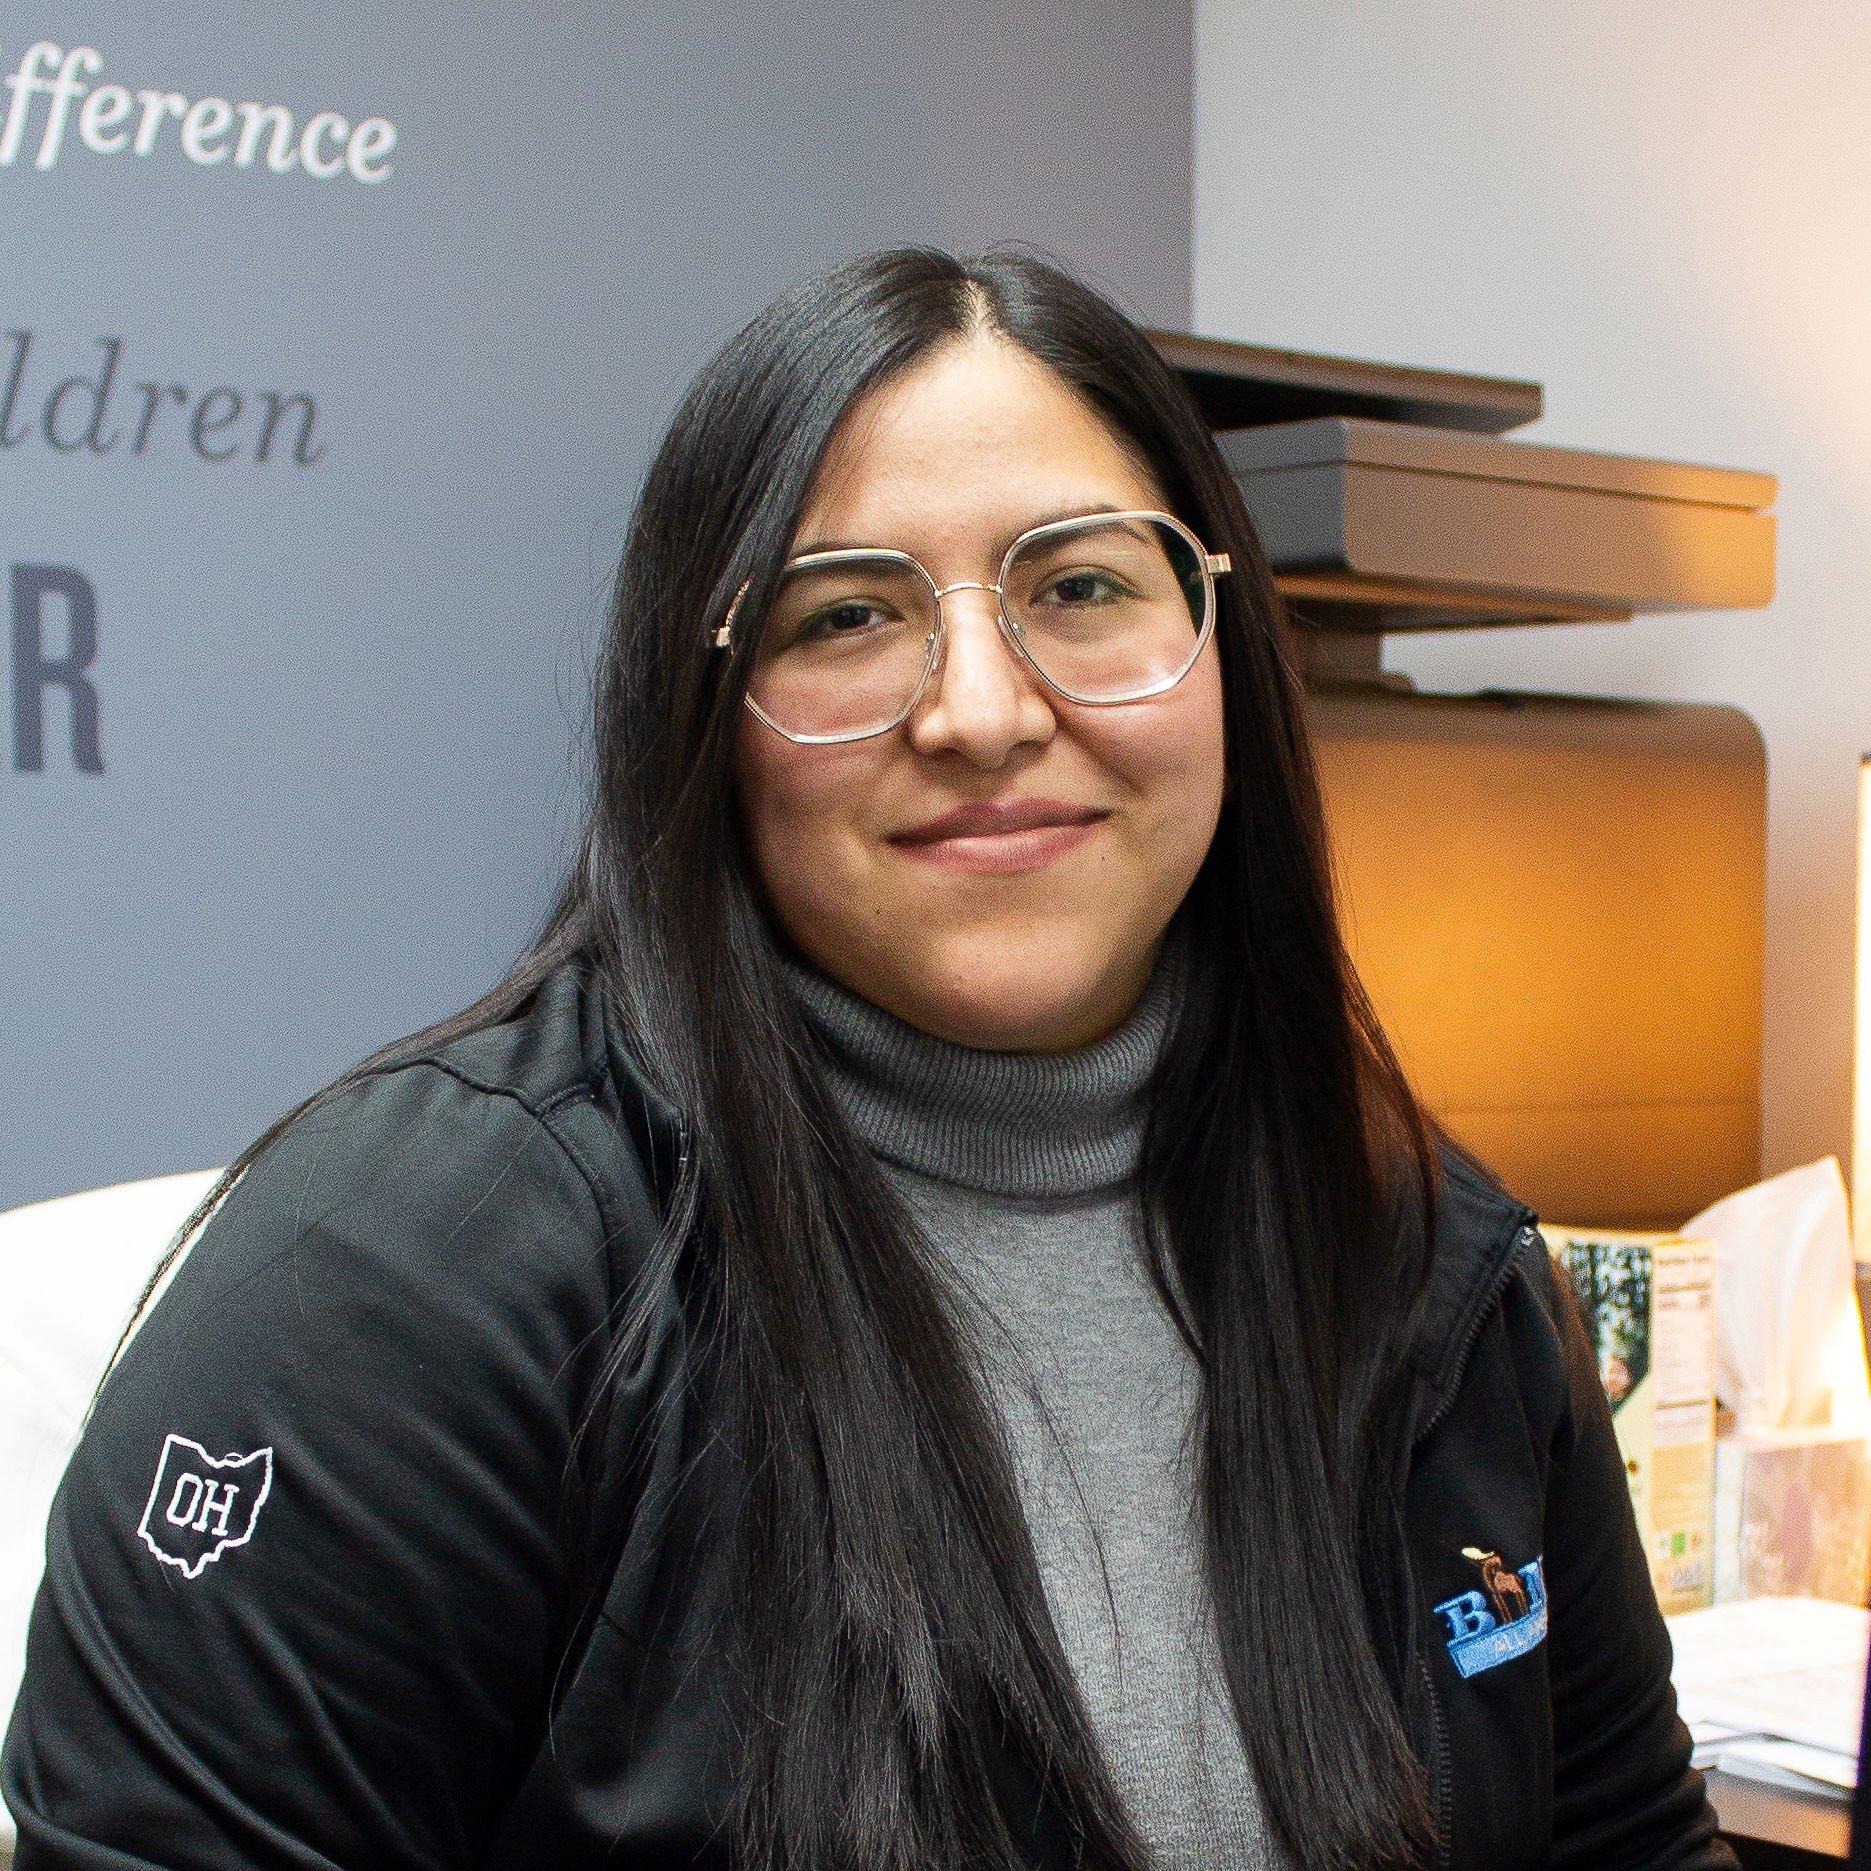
2,247,1733,1871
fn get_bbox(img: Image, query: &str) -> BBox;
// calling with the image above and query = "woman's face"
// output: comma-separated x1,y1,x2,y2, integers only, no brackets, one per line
732,332,1226,1050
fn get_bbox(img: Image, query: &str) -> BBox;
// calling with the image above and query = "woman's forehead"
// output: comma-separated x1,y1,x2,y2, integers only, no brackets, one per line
794,347,1168,557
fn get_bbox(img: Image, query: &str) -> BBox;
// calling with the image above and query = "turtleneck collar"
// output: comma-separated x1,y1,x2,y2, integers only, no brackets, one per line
774,922,1190,1199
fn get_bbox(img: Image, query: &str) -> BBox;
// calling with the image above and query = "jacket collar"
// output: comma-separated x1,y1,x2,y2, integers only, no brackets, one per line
1406,1144,1540,1442
584,971,689,1207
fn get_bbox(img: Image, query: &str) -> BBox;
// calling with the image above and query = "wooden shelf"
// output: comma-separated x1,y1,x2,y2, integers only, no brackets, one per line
1146,327,1544,435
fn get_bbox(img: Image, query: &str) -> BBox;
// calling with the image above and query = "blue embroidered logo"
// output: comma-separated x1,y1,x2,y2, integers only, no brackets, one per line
1433,1547,1547,1678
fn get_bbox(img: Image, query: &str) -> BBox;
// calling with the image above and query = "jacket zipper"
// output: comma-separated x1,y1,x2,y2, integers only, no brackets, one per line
1410,1214,1540,1871
1417,1643,1453,1871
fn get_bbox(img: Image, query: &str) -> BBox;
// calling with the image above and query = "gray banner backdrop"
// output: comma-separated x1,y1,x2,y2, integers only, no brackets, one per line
2,2,1193,1210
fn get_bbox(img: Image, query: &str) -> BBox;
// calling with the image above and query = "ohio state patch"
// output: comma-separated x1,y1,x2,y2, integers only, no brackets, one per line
137,1433,274,1579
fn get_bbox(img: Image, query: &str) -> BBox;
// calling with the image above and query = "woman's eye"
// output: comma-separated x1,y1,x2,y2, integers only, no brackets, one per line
1037,569,1126,605
767,606,898,658
795,601,887,643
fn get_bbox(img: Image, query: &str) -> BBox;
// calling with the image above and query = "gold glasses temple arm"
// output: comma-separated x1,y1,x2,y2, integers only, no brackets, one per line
713,578,752,650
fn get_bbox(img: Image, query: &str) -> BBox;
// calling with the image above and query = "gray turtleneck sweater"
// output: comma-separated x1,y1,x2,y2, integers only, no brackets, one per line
777,934,1279,1869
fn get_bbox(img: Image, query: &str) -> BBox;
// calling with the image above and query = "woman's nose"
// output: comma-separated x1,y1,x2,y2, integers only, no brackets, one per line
902,586,1056,768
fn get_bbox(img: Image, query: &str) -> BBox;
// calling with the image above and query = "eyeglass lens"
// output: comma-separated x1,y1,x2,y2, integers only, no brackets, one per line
746,515,1207,740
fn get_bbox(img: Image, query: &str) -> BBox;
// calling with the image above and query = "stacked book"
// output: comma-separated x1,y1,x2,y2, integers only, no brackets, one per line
1668,1596,1868,1800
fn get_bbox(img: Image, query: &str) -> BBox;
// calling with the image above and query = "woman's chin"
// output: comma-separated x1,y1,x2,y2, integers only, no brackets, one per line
867,953,1138,1052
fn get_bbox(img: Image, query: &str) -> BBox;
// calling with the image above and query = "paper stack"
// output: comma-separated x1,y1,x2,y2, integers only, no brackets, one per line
1667,1596,1868,1798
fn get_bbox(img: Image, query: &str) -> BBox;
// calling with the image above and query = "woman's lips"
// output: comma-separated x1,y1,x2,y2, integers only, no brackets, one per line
886,814,1106,875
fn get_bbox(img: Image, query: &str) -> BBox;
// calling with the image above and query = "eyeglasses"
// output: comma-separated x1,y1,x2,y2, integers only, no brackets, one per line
709,508,1231,744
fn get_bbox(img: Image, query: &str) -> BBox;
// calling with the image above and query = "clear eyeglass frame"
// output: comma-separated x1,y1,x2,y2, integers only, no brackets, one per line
708,507,1233,745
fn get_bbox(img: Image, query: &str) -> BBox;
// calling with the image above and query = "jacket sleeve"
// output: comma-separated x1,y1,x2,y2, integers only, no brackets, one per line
1522,1235,1739,1870
0,1062,621,1870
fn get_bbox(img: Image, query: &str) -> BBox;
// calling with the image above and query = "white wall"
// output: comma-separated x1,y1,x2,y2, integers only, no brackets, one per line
1194,0,1871,1191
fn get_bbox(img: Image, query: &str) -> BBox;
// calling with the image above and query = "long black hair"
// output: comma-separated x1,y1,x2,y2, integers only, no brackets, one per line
115,244,1448,1871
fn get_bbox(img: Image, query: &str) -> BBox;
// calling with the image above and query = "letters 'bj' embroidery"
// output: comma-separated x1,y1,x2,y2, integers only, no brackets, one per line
137,1433,273,1579
1433,1546,1547,1678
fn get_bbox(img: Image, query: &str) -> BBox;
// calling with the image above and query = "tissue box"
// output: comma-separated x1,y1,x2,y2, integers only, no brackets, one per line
1543,1225,1718,1613
1713,1426,1871,1605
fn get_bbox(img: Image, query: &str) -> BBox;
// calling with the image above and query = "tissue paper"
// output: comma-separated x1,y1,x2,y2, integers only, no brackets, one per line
1682,1156,1871,1435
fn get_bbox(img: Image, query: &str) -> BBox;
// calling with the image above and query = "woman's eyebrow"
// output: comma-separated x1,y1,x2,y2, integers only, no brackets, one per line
792,500,1130,559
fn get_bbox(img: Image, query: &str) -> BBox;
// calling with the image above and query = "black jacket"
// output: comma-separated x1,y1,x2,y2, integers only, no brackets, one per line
3,959,1738,1870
